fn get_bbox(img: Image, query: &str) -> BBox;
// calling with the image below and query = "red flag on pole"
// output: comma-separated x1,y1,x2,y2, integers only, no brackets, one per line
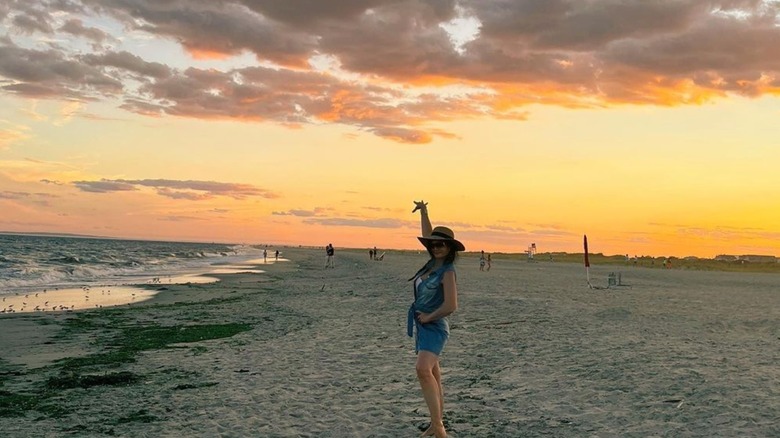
584,234,594,288
584,234,593,288
583,235,590,267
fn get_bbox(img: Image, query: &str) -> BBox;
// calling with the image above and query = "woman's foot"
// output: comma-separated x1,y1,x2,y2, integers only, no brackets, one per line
420,422,446,437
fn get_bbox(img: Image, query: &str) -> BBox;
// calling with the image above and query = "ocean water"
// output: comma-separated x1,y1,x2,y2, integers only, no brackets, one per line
0,233,262,295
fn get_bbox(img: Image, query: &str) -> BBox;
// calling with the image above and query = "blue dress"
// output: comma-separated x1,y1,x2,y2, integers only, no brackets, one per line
407,261,455,355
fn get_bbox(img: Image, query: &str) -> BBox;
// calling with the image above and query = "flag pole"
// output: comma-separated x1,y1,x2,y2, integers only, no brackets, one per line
584,234,592,289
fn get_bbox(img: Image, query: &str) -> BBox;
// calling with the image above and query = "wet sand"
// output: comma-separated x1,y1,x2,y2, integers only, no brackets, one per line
0,285,157,313
0,258,284,314
0,248,778,437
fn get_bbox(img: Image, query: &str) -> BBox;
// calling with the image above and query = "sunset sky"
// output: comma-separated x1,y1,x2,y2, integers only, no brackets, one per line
1,1,779,257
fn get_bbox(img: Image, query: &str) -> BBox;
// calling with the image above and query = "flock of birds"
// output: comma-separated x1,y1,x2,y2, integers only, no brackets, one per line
0,286,138,314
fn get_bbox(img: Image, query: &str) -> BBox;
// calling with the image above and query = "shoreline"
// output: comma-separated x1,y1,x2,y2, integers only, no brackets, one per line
1,248,778,437
0,258,287,314
0,253,295,370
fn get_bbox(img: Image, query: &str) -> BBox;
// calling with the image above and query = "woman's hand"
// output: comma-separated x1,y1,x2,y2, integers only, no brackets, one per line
416,311,432,324
412,200,428,213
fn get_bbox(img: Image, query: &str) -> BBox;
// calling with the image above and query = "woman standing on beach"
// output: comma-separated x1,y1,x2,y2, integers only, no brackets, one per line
409,200,463,438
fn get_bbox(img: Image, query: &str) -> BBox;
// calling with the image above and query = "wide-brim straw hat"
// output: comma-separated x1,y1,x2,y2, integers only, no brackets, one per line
418,226,466,252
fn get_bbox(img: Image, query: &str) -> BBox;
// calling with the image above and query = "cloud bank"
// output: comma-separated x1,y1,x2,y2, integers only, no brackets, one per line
1,0,779,142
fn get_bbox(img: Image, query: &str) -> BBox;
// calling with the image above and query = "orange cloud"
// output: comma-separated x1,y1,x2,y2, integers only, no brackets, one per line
185,46,234,61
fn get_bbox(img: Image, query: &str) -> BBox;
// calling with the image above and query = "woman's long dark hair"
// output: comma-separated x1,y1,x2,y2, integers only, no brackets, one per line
410,242,460,281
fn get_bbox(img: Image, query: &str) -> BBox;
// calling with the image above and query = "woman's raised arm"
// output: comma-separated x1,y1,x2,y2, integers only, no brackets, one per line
413,200,432,237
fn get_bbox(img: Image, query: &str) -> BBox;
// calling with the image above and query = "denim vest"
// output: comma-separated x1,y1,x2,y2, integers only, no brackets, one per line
406,260,455,337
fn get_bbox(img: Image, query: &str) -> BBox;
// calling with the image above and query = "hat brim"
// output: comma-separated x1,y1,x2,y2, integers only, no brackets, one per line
418,236,465,252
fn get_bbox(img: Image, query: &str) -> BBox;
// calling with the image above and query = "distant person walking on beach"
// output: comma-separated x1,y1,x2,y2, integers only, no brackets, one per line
275,250,279,261
263,249,267,263
408,200,463,438
486,254,492,271
479,250,486,271
325,244,335,268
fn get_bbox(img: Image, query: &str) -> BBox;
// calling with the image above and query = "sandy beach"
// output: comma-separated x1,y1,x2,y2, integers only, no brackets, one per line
1,248,778,437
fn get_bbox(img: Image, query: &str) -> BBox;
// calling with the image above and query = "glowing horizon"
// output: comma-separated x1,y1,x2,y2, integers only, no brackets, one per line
2,1,780,259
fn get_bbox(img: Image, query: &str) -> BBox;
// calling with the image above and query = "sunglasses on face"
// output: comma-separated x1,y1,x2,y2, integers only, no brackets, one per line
428,241,448,249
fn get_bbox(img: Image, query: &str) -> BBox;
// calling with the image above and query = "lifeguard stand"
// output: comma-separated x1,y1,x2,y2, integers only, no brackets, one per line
526,243,536,261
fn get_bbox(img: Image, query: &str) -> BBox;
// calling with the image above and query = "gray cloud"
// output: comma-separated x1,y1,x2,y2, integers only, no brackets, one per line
370,126,433,144
470,0,707,50
273,210,314,217
119,179,279,199
272,207,328,217
603,16,780,94
0,190,31,199
155,188,213,201
240,0,415,26
159,215,208,222
59,18,110,43
72,179,137,193
0,4,10,21
72,178,279,200
81,0,317,66
11,7,54,34
0,39,124,99
81,51,172,79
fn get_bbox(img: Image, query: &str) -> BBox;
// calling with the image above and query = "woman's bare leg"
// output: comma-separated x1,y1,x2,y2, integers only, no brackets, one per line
432,360,444,422
417,351,446,437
